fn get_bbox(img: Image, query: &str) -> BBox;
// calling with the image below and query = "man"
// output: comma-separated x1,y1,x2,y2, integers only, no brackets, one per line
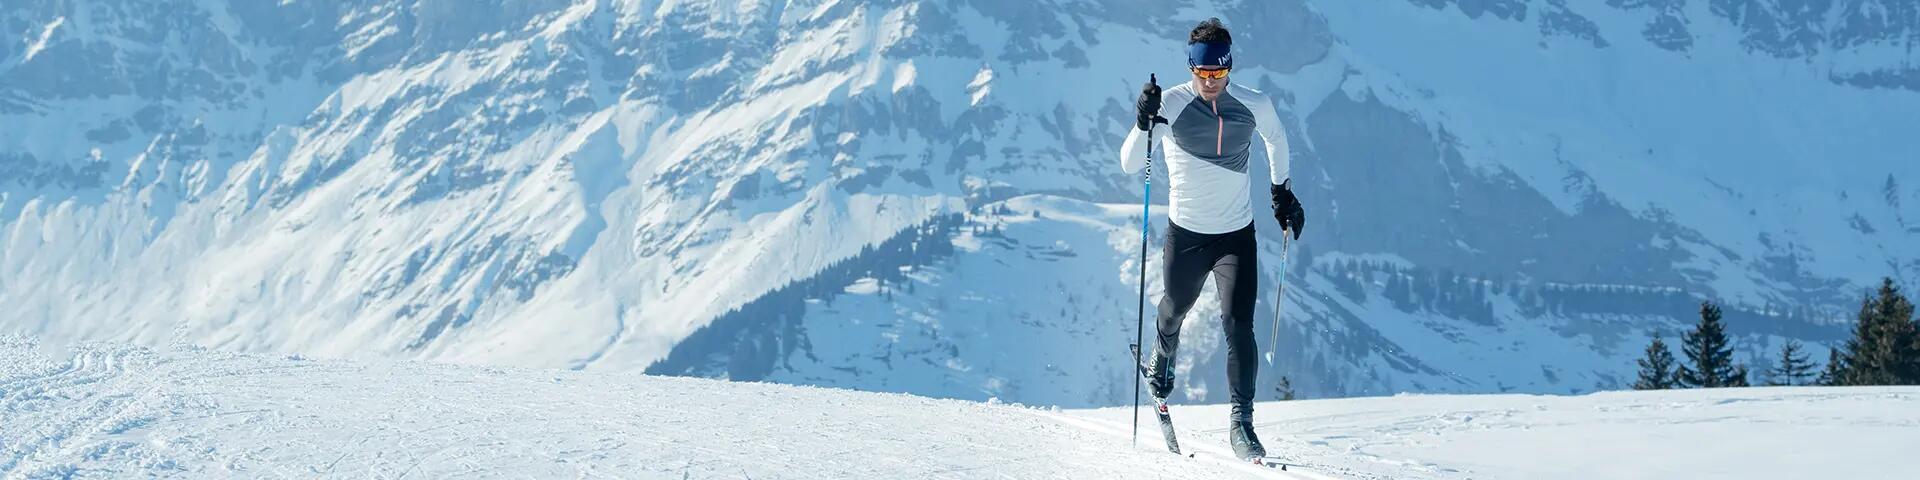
1116,17,1305,460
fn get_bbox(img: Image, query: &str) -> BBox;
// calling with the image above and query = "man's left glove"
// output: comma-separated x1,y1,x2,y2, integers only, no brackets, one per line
1271,180,1304,240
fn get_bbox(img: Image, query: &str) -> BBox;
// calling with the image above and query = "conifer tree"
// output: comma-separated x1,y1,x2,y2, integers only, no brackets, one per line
1765,339,1814,386
1634,334,1679,390
1677,301,1740,388
1842,278,1918,385
1817,347,1849,386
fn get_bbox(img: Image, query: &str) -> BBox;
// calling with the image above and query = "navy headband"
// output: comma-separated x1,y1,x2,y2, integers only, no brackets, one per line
1187,42,1232,69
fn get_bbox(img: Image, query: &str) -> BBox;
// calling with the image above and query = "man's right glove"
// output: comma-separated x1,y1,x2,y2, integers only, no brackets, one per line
1271,180,1305,240
1136,74,1169,131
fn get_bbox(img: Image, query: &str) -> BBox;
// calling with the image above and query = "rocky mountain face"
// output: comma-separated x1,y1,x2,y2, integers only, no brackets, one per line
3,0,1917,404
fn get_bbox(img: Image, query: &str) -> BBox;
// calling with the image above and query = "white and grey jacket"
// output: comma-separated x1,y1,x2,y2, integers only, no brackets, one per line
1118,81,1291,234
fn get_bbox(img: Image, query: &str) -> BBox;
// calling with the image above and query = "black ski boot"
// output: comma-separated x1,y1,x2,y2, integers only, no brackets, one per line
1144,350,1175,400
1230,419,1266,460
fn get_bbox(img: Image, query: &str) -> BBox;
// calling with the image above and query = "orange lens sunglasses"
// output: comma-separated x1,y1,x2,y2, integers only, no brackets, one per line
1191,67,1230,79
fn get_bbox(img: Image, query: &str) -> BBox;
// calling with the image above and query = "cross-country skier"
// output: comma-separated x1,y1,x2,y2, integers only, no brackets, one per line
1117,17,1304,460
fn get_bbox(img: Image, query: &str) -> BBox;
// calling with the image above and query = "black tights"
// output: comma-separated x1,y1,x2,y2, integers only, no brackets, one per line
1152,222,1259,421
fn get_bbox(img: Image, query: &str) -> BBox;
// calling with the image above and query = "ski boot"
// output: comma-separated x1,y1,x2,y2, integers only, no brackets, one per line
1230,419,1266,460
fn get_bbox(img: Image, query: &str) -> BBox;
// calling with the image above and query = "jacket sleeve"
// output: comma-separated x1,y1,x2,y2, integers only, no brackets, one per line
1249,93,1292,186
1118,122,1170,175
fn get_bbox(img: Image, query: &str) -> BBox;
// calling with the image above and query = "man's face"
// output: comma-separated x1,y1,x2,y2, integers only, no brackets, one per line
1192,65,1228,100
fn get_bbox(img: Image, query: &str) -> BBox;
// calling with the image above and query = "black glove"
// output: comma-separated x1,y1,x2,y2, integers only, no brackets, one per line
1271,180,1304,240
1135,74,1169,131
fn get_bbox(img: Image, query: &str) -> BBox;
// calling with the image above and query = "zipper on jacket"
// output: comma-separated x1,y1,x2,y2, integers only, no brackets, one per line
1212,98,1222,155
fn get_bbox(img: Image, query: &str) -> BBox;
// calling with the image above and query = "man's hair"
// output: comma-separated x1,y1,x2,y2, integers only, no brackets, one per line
1189,17,1231,45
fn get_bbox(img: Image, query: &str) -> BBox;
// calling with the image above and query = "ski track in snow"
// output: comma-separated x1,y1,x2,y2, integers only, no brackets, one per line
5,336,1918,479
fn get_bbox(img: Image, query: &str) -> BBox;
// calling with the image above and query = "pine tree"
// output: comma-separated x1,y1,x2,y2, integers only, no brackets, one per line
1842,278,1919,386
1765,338,1815,386
1840,294,1881,385
1418,270,1438,310
1677,301,1741,388
1385,273,1411,310
1880,278,1919,383
1295,243,1315,276
1818,346,1849,386
1634,334,1679,390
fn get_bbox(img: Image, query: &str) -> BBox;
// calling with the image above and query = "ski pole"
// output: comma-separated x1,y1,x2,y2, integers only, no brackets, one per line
1265,234,1291,370
1131,74,1162,448
1131,123,1153,448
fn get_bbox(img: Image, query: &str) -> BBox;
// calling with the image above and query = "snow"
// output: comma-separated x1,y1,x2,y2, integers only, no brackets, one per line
891,60,917,94
5,336,1915,479
3,0,1918,423
967,64,993,106
1308,0,1920,303
21,17,63,63
0,336,1276,479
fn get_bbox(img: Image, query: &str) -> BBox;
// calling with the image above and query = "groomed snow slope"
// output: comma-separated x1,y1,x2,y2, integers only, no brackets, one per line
4,336,1915,479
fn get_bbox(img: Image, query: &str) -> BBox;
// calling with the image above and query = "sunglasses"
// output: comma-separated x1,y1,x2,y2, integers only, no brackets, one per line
1191,67,1230,79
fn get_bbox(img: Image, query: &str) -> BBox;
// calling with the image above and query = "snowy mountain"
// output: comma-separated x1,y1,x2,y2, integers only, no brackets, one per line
4,337,1917,479
3,0,1919,408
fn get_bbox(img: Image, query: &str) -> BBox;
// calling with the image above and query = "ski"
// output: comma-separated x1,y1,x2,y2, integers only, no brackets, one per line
1129,344,1181,455
1250,456,1297,471
1257,456,1349,473
1183,451,1313,472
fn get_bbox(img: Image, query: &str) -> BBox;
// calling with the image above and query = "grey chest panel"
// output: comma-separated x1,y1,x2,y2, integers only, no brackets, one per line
1169,91,1258,173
